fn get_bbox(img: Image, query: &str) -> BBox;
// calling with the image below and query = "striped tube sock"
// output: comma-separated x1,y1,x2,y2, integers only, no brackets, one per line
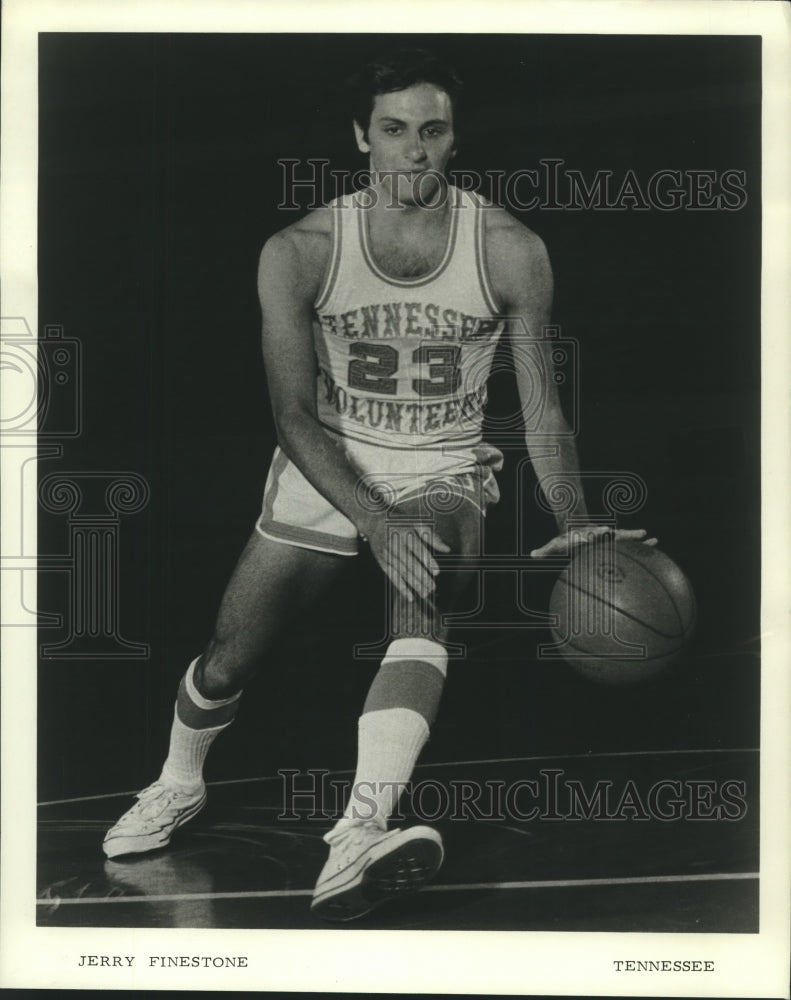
340,638,449,830
343,708,429,829
159,658,241,791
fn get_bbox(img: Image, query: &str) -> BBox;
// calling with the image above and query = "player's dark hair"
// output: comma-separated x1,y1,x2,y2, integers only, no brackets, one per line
346,47,463,141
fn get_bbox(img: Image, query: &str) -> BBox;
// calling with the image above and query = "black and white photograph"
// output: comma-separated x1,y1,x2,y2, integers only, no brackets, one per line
1,0,789,994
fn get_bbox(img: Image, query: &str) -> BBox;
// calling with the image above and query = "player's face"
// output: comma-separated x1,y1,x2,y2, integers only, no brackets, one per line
354,82,456,206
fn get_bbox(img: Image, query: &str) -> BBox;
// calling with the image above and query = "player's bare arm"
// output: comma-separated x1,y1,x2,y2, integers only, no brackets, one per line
485,211,656,556
258,214,448,601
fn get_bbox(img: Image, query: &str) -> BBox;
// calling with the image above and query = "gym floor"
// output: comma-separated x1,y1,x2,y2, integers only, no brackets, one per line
38,746,758,931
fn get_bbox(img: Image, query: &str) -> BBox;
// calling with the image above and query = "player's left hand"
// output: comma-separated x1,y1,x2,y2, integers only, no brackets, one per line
530,526,658,559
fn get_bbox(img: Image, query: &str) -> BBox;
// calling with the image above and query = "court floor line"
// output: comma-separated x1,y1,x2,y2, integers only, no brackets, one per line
37,746,759,807
37,870,758,906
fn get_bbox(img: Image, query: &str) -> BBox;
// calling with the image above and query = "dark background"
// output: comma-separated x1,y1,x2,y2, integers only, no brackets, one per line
38,34,761,801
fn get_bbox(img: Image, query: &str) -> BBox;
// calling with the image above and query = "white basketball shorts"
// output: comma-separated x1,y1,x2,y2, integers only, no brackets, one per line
256,446,502,557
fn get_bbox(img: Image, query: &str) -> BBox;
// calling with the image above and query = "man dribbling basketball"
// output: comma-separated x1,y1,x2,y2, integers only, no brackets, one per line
103,47,653,920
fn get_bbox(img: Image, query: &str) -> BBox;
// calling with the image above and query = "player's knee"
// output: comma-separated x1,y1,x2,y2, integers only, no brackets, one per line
198,634,258,698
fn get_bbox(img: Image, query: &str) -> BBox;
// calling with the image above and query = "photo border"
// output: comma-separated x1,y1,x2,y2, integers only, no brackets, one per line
1,0,789,994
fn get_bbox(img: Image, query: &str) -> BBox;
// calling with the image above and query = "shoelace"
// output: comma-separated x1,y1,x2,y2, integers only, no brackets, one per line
126,783,193,822
324,819,384,849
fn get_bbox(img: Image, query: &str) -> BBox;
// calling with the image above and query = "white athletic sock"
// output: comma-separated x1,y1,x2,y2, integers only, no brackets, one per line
159,659,241,791
159,715,225,791
342,708,429,830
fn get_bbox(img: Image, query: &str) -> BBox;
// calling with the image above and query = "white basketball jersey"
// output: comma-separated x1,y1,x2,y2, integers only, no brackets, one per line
313,186,505,481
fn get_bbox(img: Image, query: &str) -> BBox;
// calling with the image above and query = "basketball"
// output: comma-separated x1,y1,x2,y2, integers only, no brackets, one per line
548,539,696,685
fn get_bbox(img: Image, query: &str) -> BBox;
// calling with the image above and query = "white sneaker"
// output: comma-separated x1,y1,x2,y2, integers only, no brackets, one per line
311,820,444,921
102,780,206,859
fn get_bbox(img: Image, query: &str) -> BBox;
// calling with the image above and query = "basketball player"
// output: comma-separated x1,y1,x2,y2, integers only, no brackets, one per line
103,48,654,920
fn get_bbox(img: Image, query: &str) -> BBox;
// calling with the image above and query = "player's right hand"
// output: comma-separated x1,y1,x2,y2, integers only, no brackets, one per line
362,515,451,603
